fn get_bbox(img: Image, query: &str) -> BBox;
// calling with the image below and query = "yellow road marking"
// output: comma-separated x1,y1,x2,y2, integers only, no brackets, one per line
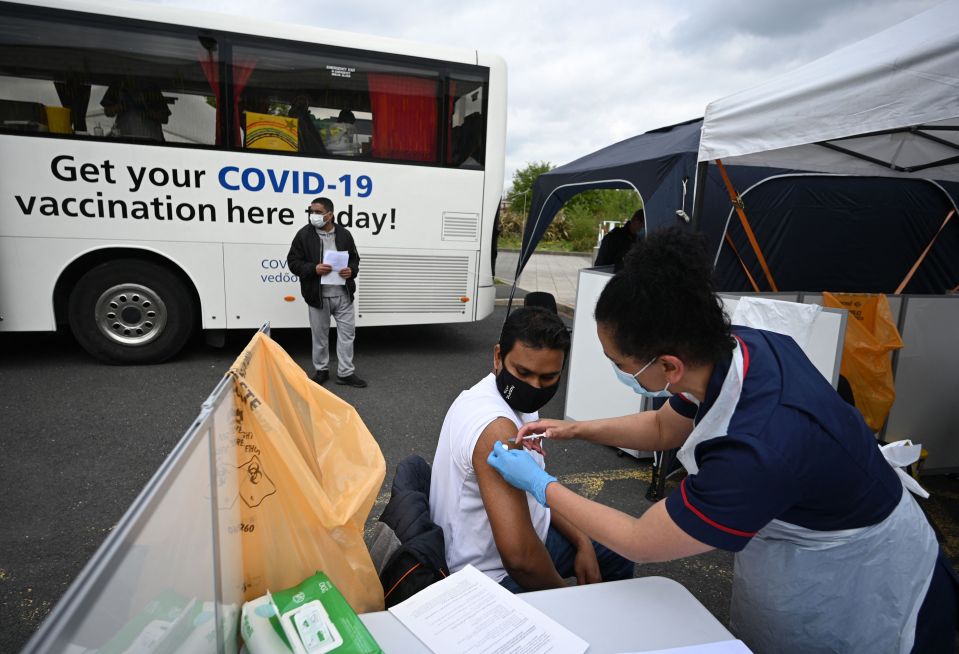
558,468,653,500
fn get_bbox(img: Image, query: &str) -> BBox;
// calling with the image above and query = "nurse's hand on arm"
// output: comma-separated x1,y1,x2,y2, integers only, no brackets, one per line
473,419,566,591
488,445,711,564
487,442,556,506
516,401,694,454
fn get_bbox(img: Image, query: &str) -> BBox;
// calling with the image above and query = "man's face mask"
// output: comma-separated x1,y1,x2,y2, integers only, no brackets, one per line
611,357,672,398
495,359,560,413
308,208,331,228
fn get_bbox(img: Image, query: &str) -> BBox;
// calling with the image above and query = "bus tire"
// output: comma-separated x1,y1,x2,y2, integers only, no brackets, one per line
68,259,195,364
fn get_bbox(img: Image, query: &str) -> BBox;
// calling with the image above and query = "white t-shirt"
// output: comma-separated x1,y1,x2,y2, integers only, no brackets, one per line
429,373,551,582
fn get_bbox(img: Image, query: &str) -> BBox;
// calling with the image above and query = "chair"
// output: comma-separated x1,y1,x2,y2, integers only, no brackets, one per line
524,291,558,314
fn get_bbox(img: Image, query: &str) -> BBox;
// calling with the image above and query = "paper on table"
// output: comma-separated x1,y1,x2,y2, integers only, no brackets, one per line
389,564,588,654
321,250,348,285
618,640,752,654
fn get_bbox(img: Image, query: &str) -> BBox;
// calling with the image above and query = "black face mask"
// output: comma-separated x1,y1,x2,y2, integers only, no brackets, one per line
495,366,559,413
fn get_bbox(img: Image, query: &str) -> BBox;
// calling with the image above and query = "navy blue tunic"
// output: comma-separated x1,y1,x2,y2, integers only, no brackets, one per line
663,326,956,651
664,326,903,552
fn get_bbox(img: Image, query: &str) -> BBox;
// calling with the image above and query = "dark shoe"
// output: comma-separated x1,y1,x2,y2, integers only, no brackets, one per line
336,373,367,388
312,370,329,384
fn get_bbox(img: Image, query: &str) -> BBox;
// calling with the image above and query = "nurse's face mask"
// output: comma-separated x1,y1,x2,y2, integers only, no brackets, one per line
612,357,672,398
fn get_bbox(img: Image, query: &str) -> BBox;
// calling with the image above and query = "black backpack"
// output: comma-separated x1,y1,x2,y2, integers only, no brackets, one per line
376,455,450,608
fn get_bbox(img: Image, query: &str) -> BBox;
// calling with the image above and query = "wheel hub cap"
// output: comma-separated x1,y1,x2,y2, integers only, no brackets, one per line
94,284,168,346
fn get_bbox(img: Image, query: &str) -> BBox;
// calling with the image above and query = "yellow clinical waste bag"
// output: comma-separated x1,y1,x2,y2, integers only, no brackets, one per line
228,332,386,612
823,292,904,432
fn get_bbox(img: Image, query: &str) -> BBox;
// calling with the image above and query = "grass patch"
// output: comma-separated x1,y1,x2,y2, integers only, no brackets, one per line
498,236,591,253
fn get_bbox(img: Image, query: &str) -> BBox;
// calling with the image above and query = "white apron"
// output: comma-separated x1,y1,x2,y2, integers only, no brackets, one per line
676,340,939,654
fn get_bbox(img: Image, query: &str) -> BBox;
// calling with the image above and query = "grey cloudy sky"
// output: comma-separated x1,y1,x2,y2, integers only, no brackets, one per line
144,0,939,188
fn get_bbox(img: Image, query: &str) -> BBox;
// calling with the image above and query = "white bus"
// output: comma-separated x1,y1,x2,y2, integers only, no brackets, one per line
0,0,505,363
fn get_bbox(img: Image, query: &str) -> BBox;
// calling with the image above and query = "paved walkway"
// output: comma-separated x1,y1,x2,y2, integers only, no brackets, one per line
495,250,594,312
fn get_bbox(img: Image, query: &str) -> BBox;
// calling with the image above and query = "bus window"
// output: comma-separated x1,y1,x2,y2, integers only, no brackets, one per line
447,78,487,169
0,8,217,145
232,40,441,163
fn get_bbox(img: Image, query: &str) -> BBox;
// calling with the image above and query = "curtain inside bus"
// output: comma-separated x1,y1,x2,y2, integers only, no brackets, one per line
231,59,256,143
54,81,91,132
367,73,437,162
199,55,221,144
199,56,255,145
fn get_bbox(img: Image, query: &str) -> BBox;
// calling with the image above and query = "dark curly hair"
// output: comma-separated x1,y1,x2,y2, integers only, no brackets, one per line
594,227,734,365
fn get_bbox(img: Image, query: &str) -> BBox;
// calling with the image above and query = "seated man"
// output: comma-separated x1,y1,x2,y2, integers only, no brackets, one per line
430,307,633,592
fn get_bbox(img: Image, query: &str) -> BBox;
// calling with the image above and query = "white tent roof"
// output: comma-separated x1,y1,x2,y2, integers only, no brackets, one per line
698,0,959,182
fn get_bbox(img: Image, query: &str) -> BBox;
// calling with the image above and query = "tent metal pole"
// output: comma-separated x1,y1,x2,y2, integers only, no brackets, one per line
691,161,709,231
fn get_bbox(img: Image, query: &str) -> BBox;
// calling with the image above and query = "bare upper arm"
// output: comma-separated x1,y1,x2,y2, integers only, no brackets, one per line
471,418,545,561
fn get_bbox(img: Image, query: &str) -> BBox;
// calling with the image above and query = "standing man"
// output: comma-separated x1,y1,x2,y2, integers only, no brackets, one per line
594,208,644,271
287,197,367,388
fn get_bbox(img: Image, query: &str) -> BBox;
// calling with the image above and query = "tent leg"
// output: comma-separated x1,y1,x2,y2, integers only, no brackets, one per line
646,448,677,502
690,161,709,231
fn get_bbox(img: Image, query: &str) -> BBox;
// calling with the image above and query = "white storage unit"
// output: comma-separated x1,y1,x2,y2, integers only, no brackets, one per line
564,267,652,458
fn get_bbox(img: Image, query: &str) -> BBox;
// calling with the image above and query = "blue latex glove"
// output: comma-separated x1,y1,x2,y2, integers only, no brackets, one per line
487,442,557,507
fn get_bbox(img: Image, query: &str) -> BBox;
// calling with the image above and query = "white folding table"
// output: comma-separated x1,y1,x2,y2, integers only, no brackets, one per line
360,576,736,653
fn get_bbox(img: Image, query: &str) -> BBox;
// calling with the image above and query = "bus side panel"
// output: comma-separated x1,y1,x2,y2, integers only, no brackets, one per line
353,246,478,328
223,244,480,329
0,235,63,330
0,236,225,332
223,242,305,329
1,126,490,332
476,53,508,291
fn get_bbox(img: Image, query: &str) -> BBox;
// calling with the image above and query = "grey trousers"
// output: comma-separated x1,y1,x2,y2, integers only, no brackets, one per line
308,295,355,376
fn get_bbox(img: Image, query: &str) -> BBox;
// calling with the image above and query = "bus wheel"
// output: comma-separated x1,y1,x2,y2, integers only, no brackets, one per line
68,259,195,364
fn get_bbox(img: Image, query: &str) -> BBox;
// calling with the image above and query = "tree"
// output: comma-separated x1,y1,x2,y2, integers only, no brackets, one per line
500,161,643,252
507,161,553,216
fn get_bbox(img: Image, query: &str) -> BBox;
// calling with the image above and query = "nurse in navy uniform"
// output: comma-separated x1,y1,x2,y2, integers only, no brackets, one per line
487,227,957,653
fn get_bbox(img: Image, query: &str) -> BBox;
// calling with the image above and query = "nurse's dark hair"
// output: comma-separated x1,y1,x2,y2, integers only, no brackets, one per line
595,227,734,364
499,307,571,357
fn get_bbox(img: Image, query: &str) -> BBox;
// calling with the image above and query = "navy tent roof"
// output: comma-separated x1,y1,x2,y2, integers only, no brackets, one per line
517,118,702,274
